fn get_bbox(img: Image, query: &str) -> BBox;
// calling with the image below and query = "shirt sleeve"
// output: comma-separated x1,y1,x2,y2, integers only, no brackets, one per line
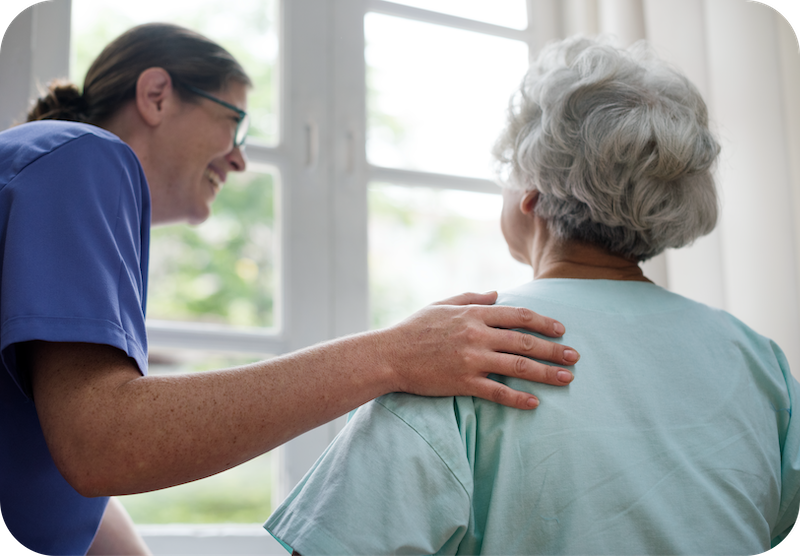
773,341,800,546
264,395,473,555
0,132,150,396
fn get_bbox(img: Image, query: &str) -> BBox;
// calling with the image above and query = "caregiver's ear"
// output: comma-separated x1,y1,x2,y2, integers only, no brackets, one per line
135,67,175,127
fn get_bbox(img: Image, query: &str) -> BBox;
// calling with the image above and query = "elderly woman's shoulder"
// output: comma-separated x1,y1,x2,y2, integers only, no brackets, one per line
712,307,789,364
495,279,787,368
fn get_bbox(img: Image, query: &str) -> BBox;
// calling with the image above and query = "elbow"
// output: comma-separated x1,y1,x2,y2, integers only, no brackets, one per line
56,456,133,498
65,474,107,499
43,430,125,497
37,402,139,496
65,467,116,499
49,446,113,498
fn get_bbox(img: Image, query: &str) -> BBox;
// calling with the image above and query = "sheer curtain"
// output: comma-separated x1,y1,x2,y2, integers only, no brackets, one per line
530,0,800,377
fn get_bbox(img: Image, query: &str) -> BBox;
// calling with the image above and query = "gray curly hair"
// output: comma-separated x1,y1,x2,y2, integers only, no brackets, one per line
493,36,720,261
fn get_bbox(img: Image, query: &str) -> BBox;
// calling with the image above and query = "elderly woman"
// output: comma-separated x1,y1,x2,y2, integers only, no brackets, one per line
264,37,800,555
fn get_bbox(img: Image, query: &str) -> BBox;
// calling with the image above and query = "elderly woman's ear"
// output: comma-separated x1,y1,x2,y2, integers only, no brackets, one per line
519,190,540,216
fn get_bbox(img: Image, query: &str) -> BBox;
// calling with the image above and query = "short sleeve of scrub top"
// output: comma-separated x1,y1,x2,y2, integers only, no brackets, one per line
0,121,151,387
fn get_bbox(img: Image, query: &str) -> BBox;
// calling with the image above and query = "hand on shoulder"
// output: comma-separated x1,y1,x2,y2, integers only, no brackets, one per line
375,291,579,410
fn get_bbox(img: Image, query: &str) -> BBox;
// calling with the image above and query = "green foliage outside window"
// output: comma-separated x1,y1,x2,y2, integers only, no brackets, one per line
121,447,272,524
148,172,277,328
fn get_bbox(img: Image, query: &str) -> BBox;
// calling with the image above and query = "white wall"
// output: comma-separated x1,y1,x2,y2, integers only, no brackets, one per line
0,1,71,129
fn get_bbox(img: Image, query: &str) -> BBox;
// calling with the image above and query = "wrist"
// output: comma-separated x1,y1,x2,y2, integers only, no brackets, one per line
364,326,404,395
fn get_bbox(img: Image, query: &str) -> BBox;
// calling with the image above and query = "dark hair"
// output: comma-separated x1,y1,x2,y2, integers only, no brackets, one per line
27,23,252,124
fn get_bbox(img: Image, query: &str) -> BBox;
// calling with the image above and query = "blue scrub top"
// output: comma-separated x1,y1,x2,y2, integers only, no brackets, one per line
0,120,151,555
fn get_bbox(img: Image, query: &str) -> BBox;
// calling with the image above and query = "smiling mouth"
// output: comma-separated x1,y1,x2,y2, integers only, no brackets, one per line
204,168,224,191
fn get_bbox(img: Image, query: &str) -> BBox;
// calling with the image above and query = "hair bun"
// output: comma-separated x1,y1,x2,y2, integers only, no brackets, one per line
26,80,89,123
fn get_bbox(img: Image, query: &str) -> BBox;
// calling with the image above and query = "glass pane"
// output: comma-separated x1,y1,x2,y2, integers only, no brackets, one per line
148,170,278,329
71,0,278,145
120,349,274,524
121,453,272,523
366,13,529,178
369,184,532,329
389,0,528,29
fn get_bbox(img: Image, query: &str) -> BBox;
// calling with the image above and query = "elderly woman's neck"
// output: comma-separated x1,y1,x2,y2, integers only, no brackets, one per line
529,226,651,283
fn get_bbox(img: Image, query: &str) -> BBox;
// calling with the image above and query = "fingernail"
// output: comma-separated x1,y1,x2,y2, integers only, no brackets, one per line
563,349,578,362
527,396,540,408
553,322,565,335
557,370,573,383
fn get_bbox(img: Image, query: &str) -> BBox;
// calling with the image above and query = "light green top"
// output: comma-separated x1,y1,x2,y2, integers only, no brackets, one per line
265,279,799,555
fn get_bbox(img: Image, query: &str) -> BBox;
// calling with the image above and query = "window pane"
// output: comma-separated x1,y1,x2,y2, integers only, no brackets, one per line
365,13,529,178
388,0,528,29
148,170,278,329
122,448,273,524
71,0,279,145
120,349,273,524
369,184,532,329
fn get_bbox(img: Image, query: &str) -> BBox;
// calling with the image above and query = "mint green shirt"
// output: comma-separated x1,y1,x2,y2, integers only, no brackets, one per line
265,280,799,555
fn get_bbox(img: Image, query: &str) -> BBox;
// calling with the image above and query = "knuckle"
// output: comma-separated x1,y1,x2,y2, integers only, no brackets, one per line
491,383,509,404
518,331,537,352
513,356,529,378
516,306,533,323
460,348,477,368
463,323,483,344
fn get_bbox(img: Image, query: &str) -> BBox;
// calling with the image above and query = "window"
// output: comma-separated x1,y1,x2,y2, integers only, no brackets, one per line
363,3,533,328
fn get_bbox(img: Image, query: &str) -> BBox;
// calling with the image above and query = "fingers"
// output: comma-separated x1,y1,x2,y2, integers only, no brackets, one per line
432,291,498,307
486,325,578,366
476,304,567,338
488,351,574,386
466,353,574,410
468,377,541,410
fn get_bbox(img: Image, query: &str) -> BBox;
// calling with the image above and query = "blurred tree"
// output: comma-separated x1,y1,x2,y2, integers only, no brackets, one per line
148,172,276,328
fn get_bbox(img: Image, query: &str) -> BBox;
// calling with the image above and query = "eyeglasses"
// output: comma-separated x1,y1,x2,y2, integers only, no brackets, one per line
182,83,250,148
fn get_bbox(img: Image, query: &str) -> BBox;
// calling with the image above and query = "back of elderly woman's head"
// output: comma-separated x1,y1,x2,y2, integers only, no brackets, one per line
493,36,720,261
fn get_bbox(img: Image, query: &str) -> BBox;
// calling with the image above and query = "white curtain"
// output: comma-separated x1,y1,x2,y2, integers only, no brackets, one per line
531,0,800,377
